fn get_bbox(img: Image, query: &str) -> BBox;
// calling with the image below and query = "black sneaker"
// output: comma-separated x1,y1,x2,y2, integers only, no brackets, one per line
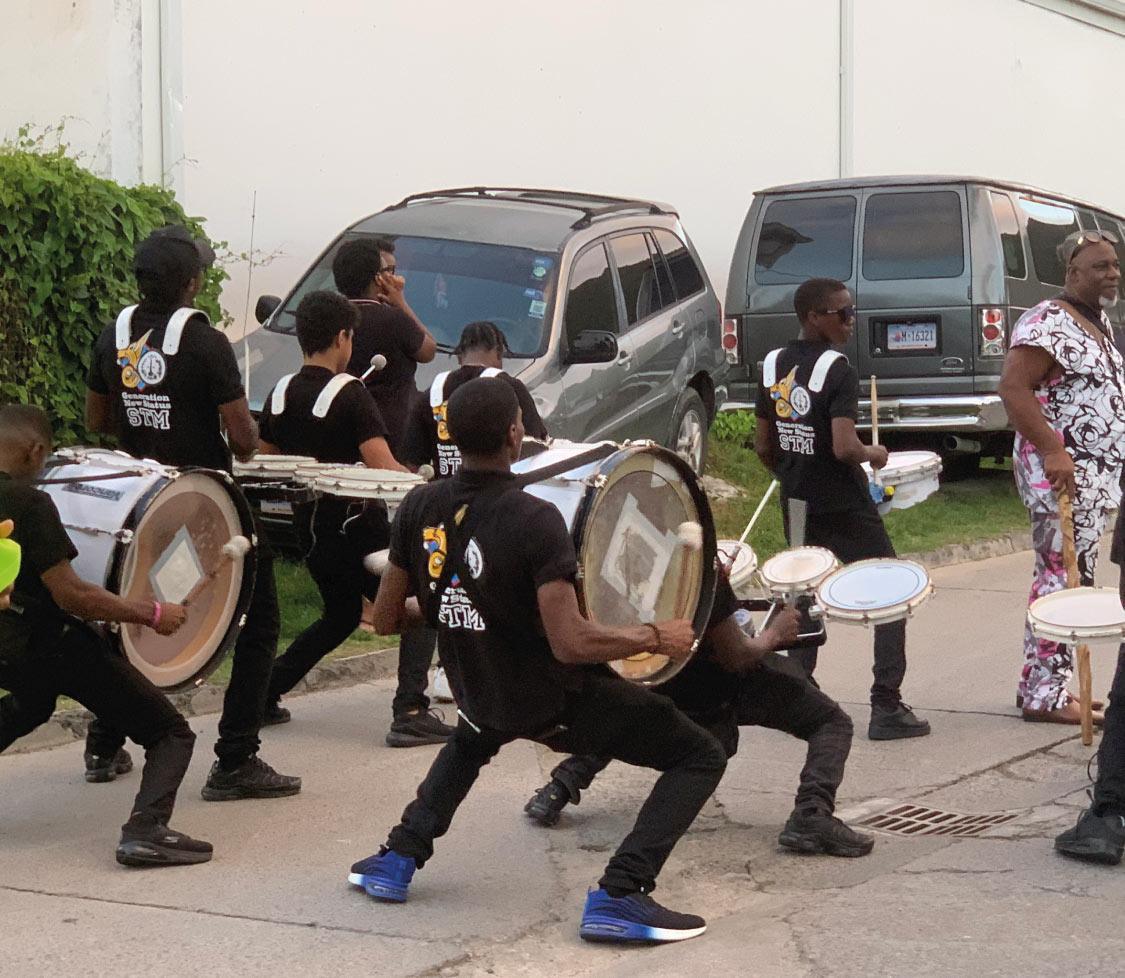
85,748,133,784
385,709,455,748
778,811,875,857
117,820,213,867
1055,809,1125,866
868,703,931,741
201,756,302,801
524,779,572,827
262,701,292,726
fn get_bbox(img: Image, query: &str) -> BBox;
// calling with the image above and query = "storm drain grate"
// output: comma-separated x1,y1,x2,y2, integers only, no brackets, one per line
856,804,1021,838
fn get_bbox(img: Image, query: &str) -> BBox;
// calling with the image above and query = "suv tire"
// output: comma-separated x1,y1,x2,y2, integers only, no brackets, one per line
671,388,708,474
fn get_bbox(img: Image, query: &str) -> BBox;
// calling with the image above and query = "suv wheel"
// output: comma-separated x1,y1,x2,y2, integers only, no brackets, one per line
671,389,708,474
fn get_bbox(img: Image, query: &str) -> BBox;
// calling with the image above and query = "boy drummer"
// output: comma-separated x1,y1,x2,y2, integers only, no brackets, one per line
754,277,930,741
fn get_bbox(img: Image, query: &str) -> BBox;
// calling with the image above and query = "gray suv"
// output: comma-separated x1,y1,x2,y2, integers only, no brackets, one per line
249,187,728,472
724,175,1125,472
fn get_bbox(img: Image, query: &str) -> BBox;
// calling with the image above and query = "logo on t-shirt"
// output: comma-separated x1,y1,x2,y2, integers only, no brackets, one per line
465,538,484,579
433,400,463,477
423,525,447,579
771,367,810,420
117,330,166,391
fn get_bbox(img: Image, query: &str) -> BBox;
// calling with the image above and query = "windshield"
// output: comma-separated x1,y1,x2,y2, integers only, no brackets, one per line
269,233,559,357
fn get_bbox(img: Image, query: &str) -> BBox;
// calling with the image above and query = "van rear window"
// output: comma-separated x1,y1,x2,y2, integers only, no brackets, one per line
1018,197,1079,287
753,196,856,285
862,191,964,280
990,192,1027,279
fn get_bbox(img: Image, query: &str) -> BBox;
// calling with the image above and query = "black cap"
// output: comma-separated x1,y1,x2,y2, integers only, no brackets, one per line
134,225,216,285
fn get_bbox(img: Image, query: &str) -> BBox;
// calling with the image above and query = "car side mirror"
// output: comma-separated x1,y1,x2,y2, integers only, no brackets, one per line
564,330,618,365
255,294,281,325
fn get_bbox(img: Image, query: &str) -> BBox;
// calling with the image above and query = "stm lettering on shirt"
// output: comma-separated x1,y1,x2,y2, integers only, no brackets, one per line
776,420,815,455
439,583,486,631
122,391,171,430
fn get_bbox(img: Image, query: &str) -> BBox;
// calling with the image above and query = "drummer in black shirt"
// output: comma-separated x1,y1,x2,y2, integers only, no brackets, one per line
256,291,453,746
523,574,874,857
402,320,548,478
0,406,210,866
86,225,301,801
349,377,729,945
334,238,437,457
755,277,929,742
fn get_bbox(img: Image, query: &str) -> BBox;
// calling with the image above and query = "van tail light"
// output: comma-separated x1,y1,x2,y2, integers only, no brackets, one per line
980,308,1006,357
722,315,740,364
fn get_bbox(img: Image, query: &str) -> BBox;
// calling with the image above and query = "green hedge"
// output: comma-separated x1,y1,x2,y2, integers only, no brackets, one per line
0,132,226,443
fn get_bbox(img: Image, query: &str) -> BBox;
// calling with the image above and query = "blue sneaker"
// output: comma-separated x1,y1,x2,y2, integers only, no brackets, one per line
347,850,415,902
579,888,706,944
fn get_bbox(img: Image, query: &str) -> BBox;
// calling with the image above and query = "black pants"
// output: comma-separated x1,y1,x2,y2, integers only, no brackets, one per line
385,672,727,894
551,653,853,818
784,503,906,709
1093,644,1125,817
393,625,436,718
89,518,280,768
0,620,194,828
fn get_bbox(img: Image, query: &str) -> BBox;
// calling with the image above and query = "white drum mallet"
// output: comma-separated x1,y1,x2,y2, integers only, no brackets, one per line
360,354,388,381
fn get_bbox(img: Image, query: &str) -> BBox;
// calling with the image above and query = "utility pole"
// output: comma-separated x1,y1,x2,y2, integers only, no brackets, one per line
838,0,854,178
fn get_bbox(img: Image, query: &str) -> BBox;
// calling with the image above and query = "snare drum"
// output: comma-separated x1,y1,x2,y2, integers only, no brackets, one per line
303,466,424,515
716,538,758,600
759,547,839,599
862,451,942,514
816,558,933,625
233,454,318,517
513,442,716,685
39,448,255,690
1028,587,1125,645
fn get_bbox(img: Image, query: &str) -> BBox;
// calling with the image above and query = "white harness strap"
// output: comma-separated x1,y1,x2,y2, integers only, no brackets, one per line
115,306,138,348
808,350,847,393
429,367,503,408
312,374,360,418
270,374,296,415
162,307,208,355
761,349,782,388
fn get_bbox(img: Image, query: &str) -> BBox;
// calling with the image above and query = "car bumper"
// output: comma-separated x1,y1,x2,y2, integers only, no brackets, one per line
856,395,1009,433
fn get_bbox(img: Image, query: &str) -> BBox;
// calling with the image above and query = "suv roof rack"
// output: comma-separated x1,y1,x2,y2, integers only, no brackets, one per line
383,186,675,229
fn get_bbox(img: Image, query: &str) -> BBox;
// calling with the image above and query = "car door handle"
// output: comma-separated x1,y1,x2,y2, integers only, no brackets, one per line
940,356,965,372
618,349,633,368
671,319,684,337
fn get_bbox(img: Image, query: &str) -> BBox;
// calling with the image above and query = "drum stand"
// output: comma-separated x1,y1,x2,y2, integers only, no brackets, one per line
1059,490,1095,746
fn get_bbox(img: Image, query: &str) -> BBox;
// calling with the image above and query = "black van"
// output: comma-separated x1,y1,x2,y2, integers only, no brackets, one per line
724,175,1125,472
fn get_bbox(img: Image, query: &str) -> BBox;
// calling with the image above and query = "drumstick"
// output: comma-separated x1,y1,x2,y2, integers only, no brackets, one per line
738,479,779,545
870,375,883,489
1058,490,1094,746
180,535,253,609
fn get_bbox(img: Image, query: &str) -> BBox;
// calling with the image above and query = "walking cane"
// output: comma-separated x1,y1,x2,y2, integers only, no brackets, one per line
1057,489,1095,746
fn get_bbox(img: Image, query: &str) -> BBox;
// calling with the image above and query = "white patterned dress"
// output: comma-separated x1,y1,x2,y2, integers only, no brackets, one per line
1011,300,1125,710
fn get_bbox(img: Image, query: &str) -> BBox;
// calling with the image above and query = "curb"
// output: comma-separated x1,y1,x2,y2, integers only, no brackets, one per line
7,643,401,756
902,529,1034,570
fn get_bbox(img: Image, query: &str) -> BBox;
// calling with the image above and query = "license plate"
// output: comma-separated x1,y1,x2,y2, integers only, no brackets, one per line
887,322,937,351
260,500,293,516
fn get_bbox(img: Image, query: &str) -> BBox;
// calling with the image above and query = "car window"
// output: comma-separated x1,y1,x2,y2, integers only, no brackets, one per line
1094,213,1125,327
753,196,856,285
862,191,965,280
653,229,705,299
990,191,1027,279
610,233,663,328
1018,197,1079,287
564,243,620,341
647,232,677,311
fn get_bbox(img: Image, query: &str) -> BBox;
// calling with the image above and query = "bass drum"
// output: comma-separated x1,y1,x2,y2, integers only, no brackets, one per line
39,448,256,690
513,442,716,685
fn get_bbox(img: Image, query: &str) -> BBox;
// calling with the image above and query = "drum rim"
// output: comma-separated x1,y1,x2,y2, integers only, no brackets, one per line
572,443,717,687
863,450,943,482
716,538,758,580
760,546,839,591
110,467,257,692
815,558,933,622
1028,586,1125,638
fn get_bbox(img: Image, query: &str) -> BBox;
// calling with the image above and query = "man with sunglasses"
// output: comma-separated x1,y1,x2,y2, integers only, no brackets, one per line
1000,229,1125,724
755,277,931,741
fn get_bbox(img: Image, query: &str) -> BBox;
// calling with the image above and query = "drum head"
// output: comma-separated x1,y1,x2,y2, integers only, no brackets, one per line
115,471,255,690
760,547,839,591
1028,587,1125,642
234,455,317,479
575,446,716,685
817,559,931,622
717,538,758,598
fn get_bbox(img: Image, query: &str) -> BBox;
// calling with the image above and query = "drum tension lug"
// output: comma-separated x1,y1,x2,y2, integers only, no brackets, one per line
117,529,134,544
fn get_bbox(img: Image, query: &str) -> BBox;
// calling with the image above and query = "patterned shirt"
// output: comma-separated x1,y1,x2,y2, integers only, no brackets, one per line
1011,300,1125,514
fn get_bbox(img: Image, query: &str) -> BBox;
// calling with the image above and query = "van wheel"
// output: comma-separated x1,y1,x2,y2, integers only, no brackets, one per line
940,452,981,481
672,389,708,474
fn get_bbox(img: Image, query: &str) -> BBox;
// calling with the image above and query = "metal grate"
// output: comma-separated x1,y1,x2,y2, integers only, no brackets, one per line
857,804,1021,838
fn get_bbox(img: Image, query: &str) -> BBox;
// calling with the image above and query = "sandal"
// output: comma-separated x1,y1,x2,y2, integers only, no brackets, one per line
1022,697,1105,726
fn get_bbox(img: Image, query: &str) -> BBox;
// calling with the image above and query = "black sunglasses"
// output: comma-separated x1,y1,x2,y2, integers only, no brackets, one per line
816,305,856,322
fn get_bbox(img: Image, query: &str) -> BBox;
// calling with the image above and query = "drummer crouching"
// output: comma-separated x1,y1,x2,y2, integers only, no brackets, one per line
256,292,453,744
0,406,211,867
525,570,875,857
754,277,930,741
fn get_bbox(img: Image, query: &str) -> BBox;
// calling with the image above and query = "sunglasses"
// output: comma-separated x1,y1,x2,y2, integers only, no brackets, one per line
816,305,856,322
1073,230,1120,248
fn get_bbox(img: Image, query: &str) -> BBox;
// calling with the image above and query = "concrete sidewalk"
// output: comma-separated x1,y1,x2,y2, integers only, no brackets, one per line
1,543,1122,977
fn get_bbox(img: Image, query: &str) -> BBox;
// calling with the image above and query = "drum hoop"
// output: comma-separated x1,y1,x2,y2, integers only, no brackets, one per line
1027,587,1125,638
110,468,257,691
815,558,932,621
571,444,716,686
760,546,839,590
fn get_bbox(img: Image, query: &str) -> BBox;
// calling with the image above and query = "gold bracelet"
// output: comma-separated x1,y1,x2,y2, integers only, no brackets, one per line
644,622,661,653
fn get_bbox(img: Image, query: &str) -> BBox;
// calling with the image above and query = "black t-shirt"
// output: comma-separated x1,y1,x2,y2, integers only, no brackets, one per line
345,300,426,456
259,366,389,464
0,473,80,651
401,365,549,476
657,576,740,715
87,305,245,472
755,340,870,513
388,468,583,733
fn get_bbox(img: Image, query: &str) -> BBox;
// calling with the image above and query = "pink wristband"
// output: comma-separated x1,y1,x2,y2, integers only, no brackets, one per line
151,601,162,628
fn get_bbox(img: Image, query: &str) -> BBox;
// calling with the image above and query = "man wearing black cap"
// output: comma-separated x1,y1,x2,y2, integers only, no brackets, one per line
85,224,301,802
